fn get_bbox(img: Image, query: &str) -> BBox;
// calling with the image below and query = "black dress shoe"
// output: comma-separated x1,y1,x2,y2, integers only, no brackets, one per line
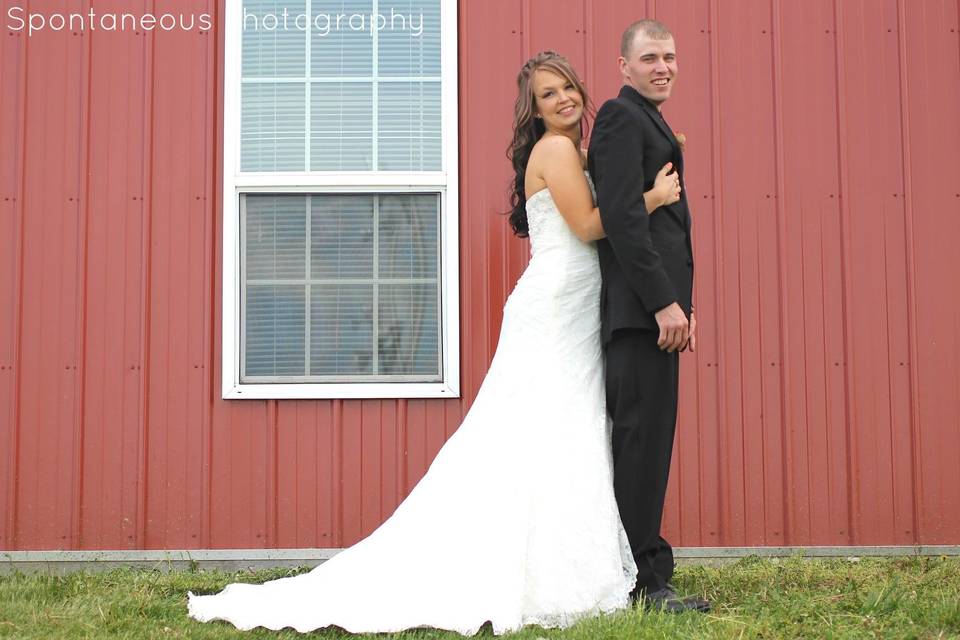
640,586,711,613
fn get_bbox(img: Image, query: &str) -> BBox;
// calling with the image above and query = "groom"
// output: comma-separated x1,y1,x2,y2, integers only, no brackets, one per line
588,19,709,613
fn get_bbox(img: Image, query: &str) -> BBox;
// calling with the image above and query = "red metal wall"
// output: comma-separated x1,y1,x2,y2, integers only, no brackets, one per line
1,0,958,551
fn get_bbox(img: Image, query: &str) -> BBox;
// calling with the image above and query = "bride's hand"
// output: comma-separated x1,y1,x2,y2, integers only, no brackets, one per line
652,162,682,209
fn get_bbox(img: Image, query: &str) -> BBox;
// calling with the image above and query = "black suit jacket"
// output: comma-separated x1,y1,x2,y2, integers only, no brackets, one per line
588,84,694,343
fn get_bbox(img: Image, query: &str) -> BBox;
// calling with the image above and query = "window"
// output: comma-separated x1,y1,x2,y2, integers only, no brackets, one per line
222,0,459,399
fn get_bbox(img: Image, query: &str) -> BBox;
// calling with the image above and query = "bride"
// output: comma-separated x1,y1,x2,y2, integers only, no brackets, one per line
188,51,676,636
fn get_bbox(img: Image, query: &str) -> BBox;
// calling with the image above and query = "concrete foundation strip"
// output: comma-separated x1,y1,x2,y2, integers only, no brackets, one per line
2,546,958,574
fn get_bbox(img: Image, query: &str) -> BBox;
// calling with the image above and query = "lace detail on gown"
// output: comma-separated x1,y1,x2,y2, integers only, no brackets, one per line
187,172,637,635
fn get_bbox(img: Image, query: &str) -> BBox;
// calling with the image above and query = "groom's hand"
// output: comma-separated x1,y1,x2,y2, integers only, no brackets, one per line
681,311,696,353
654,302,689,353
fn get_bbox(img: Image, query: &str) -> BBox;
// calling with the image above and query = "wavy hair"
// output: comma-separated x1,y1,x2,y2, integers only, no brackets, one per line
506,51,593,237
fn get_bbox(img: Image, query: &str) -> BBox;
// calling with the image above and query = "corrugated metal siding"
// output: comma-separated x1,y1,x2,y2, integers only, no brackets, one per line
0,0,958,551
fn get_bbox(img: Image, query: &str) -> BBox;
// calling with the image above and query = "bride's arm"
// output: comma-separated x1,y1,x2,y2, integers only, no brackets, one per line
575,158,675,242
538,136,605,242
582,208,607,242
577,182,670,242
540,137,674,243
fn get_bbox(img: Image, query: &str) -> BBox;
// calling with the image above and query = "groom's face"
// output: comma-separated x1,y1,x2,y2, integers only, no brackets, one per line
619,33,678,106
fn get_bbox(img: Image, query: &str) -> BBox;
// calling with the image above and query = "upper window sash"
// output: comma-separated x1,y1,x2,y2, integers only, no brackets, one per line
230,0,450,178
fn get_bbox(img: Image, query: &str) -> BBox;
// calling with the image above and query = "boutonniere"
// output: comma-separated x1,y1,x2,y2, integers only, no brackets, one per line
674,132,686,152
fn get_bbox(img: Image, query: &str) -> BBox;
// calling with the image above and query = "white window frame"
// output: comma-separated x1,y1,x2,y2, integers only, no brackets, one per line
221,0,459,400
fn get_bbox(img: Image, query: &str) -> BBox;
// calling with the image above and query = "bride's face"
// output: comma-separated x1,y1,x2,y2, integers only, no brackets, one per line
532,69,583,134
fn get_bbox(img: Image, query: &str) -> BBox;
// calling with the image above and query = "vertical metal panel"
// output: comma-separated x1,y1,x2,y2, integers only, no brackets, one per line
142,0,214,550
777,0,850,546
838,0,915,546
0,0,26,551
897,0,960,543
707,0,791,547
276,401,333,548
208,400,272,548
649,0,717,549
0,0,958,552
8,0,87,549
79,0,152,550
456,0,522,415
339,400,364,543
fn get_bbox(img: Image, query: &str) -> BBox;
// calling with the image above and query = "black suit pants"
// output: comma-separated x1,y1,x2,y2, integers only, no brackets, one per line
605,328,679,594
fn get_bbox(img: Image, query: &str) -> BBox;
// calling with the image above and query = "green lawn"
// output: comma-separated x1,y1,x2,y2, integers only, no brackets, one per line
1,556,958,639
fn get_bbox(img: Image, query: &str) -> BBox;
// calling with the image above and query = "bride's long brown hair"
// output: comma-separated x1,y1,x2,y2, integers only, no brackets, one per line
506,51,594,237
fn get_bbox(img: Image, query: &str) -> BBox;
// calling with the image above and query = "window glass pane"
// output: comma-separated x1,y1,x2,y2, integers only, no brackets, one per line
379,284,439,376
310,284,374,375
242,0,307,78
245,284,306,376
379,194,437,278
311,195,374,279
378,82,441,170
246,195,306,279
311,0,373,76
241,193,441,381
377,0,441,77
240,0,442,173
310,82,373,170
241,83,306,172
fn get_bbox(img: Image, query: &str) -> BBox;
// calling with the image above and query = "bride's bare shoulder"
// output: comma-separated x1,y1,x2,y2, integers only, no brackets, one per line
531,135,580,168
533,134,577,152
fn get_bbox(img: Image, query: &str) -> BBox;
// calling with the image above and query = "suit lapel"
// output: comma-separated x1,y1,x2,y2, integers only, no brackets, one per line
618,85,687,225
619,85,680,160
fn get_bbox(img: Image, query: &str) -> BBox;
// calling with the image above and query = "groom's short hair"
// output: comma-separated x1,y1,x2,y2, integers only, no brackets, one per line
621,19,673,57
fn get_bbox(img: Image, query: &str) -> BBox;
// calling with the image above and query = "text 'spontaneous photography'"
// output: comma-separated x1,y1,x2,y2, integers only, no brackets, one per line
5,6,427,38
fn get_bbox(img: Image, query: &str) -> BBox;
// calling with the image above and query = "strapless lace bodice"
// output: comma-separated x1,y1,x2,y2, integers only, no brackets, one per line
508,174,601,333
524,171,598,259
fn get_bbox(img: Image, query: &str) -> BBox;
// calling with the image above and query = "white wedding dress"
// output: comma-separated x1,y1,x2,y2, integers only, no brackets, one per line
188,174,637,635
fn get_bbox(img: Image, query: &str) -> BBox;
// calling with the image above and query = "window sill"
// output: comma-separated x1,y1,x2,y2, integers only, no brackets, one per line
221,380,460,400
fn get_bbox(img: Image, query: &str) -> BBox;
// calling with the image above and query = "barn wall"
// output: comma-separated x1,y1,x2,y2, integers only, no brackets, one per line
1,0,958,551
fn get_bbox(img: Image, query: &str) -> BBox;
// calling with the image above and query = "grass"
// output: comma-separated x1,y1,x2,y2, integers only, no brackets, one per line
1,555,959,639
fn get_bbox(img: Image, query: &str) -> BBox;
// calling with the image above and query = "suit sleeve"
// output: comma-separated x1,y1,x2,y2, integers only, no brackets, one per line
592,100,678,313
